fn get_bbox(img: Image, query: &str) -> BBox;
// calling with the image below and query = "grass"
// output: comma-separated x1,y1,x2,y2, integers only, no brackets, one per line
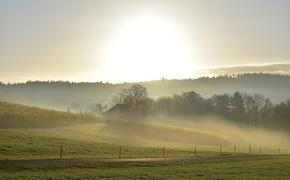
0,125,198,160
0,101,99,128
0,122,286,160
1,155,290,179
1,125,290,179
1,100,289,179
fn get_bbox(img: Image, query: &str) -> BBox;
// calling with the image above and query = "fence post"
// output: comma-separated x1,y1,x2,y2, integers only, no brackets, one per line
279,147,281,155
249,145,251,155
194,146,197,158
259,146,262,154
234,145,236,155
119,145,122,159
162,146,165,158
60,144,63,159
220,146,222,156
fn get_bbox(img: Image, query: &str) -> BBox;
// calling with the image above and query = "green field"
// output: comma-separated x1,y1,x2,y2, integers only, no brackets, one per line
1,124,290,179
0,124,198,160
1,155,290,179
0,101,99,128
1,123,286,160
1,102,290,179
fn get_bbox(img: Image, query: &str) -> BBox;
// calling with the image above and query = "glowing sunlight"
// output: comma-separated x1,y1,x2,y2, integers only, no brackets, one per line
103,15,196,82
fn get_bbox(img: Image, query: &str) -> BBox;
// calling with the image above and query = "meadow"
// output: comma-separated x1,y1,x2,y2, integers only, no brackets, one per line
1,155,290,179
0,125,195,159
1,101,290,179
0,121,287,160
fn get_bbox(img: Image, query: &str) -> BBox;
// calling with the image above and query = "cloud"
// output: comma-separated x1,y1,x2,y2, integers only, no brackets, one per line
200,62,290,76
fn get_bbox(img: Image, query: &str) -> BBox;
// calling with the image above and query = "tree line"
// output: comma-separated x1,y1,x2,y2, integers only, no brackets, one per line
112,84,290,130
1,73,290,111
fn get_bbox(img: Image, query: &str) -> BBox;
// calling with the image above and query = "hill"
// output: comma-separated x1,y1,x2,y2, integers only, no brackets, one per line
0,101,98,128
0,73,290,111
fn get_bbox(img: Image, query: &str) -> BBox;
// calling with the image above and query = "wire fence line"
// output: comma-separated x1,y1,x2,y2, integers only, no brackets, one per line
54,144,290,160
1,143,288,160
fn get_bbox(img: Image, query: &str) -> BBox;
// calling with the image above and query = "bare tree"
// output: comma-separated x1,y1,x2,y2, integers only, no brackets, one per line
114,84,152,113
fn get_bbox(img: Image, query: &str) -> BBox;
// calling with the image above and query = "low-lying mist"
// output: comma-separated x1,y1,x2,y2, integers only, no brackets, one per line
97,115,290,151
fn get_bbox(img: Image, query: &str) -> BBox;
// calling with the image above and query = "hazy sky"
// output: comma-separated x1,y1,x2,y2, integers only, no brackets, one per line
1,0,290,83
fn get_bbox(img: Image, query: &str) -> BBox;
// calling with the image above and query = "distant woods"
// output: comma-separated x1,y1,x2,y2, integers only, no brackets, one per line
1,73,290,112
111,84,290,130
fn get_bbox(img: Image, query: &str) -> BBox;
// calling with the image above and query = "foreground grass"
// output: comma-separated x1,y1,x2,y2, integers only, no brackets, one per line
1,121,289,179
0,123,285,160
0,155,290,179
0,125,199,159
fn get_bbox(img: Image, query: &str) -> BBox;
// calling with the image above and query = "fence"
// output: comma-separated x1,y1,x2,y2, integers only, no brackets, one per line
55,144,288,160
1,143,288,160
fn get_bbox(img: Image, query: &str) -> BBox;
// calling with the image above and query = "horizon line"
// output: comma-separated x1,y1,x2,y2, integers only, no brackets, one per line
1,72,289,85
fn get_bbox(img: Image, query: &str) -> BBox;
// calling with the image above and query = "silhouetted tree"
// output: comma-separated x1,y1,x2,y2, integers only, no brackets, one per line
181,91,204,114
231,92,246,121
212,94,231,118
152,96,173,114
118,84,153,113
273,100,290,128
244,94,267,126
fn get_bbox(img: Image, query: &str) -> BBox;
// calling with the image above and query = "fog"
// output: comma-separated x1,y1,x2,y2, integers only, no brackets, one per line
83,115,290,153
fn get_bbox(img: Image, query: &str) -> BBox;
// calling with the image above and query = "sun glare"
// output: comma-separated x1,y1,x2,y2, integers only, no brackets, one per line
103,15,195,82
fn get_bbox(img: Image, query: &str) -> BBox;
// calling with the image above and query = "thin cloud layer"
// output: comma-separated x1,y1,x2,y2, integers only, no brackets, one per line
201,62,290,76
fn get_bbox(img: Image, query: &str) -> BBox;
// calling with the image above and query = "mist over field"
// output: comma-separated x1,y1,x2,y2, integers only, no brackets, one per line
1,98,290,154
1,76,290,151
96,116,290,150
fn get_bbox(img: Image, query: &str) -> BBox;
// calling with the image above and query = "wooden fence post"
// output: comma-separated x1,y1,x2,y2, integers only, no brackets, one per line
279,148,281,155
234,145,236,155
194,146,197,158
162,146,165,158
119,145,122,159
259,146,262,154
249,145,251,155
60,144,63,159
220,146,222,156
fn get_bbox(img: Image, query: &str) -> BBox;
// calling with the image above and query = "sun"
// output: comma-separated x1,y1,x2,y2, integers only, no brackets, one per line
103,15,195,82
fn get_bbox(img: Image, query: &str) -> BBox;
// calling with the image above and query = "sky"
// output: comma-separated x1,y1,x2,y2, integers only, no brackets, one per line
1,0,290,83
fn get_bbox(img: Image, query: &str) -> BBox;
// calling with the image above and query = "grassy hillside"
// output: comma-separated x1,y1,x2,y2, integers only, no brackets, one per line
0,101,287,160
0,101,289,179
0,120,215,160
0,121,287,160
0,101,98,128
